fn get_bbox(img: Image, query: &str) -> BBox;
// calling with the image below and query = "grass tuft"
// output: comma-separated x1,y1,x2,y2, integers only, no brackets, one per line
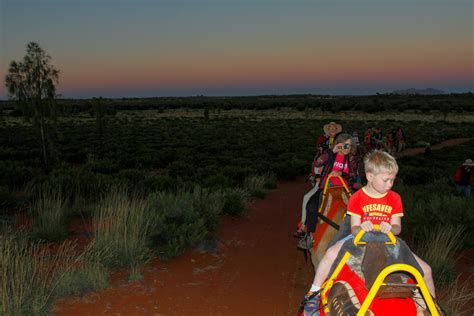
90,187,150,269
30,187,68,242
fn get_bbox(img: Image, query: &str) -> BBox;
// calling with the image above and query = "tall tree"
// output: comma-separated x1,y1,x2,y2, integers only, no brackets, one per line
5,42,60,169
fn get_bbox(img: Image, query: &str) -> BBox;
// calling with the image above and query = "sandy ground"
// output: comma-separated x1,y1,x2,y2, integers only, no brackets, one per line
54,178,315,316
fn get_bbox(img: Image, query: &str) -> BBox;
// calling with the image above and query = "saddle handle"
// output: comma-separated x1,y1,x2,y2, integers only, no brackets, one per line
317,174,352,213
322,174,352,196
353,224,396,245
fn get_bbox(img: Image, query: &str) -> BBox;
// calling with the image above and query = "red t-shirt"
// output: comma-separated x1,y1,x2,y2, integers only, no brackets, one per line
330,153,349,187
347,187,403,224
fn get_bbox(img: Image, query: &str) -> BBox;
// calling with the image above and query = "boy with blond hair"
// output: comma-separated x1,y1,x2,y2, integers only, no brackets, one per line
304,150,435,314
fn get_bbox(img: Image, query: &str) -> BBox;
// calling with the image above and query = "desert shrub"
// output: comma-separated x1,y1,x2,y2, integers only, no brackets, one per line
168,160,195,179
399,183,474,247
0,161,36,189
0,231,78,315
90,188,150,269
244,175,267,199
192,186,225,237
220,165,255,186
398,165,434,185
27,166,110,204
53,241,109,297
411,225,464,286
274,157,307,180
146,190,207,261
437,277,474,316
87,158,120,174
262,171,278,190
222,188,250,216
201,173,231,189
116,168,146,188
0,185,19,211
29,187,68,242
142,174,178,193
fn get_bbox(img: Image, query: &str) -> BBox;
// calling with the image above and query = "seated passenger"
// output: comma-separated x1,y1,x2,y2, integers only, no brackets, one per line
304,150,435,314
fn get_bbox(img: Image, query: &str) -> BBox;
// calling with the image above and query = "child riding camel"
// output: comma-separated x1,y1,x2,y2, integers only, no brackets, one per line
300,133,359,239
304,150,436,314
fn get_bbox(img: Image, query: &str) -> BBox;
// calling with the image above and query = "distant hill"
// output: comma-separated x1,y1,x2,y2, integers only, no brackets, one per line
390,88,445,95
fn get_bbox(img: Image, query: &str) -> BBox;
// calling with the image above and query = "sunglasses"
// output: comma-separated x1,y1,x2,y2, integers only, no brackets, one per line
342,144,352,149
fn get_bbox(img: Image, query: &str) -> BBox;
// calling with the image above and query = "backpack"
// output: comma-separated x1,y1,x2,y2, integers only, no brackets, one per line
454,168,462,184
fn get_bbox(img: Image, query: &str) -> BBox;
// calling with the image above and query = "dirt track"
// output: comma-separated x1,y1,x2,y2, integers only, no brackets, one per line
54,178,313,316
53,138,471,316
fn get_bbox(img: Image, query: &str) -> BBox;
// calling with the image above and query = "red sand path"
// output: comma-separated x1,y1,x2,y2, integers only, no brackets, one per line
54,178,315,316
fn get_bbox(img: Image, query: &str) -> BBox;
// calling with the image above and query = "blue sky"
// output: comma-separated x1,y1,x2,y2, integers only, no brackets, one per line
1,0,473,99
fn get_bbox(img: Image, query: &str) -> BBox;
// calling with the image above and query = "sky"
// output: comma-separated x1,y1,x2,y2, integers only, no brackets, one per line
1,0,473,99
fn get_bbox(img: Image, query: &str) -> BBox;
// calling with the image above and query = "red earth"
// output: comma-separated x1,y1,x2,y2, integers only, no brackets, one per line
54,177,314,316
53,138,472,316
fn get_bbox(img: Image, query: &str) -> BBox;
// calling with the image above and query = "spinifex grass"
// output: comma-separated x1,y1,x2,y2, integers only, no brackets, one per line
244,175,268,199
0,231,77,315
30,187,68,242
437,276,474,316
222,187,249,216
146,190,208,261
53,240,110,297
414,225,465,286
90,188,150,270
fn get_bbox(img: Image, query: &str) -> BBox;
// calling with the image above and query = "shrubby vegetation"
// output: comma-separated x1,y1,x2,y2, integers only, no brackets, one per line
2,93,472,114
1,96,473,314
0,231,109,315
394,140,474,313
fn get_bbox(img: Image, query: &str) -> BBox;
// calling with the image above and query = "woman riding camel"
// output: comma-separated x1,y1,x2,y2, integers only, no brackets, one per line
310,122,343,186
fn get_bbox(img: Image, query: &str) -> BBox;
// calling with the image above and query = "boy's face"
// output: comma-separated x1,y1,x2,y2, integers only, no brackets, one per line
367,170,397,195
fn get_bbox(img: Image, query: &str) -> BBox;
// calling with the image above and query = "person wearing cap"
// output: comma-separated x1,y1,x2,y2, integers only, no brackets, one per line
321,121,342,149
310,121,343,186
454,159,473,198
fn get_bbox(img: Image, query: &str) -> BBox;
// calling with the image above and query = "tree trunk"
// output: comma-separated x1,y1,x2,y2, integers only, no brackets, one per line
39,105,48,169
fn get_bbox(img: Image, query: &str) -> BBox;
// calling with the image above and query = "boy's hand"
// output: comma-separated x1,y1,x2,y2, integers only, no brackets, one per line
360,221,374,232
379,221,392,234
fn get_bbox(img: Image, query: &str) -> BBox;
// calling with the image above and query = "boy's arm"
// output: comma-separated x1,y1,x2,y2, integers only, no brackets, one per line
389,216,401,235
350,215,360,235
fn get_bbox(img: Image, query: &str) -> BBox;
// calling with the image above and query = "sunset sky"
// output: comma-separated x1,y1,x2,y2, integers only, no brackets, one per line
1,0,473,99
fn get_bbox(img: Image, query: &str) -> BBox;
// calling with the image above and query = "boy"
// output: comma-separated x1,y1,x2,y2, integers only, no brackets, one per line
304,150,435,313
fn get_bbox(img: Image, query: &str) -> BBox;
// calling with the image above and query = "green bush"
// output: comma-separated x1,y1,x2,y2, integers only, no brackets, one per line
0,232,78,315
263,171,278,190
146,190,208,261
90,188,150,269
53,240,110,298
29,187,68,242
53,263,109,298
412,225,464,286
27,166,110,204
222,188,249,216
192,186,225,237
244,175,267,199
142,174,178,193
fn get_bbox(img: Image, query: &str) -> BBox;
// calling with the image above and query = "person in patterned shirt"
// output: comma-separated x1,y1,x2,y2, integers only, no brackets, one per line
303,150,435,314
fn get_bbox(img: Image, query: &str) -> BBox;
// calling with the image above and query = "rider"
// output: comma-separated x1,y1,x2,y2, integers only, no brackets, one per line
310,122,343,187
304,150,436,314
303,133,359,239
454,158,473,198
